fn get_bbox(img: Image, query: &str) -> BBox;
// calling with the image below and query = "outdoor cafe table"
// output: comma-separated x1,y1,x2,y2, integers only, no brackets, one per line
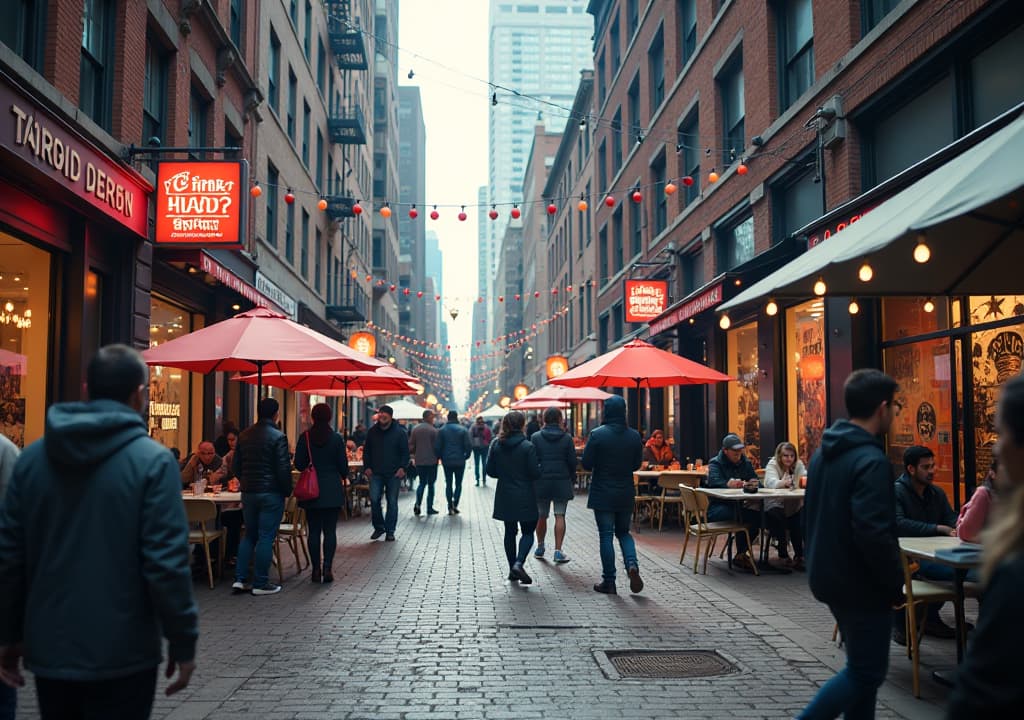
182,491,242,504
899,535,982,665
694,487,805,570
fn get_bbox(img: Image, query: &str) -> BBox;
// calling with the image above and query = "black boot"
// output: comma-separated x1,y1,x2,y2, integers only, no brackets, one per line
593,580,617,594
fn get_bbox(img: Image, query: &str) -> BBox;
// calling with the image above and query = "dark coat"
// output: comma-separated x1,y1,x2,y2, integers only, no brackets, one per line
363,421,410,477
947,551,1024,718
435,421,471,467
705,449,758,514
894,472,957,536
581,396,643,513
0,400,198,680
293,427,348,510
232,419,292,497
531,425,577,503
487,433,540,522
804,420,904,611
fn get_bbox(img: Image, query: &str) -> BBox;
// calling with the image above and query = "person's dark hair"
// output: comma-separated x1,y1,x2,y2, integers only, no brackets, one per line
448,410,459,422
542,407,562,425
226,429,238,439
422,409,434,421
500,411,525,440
223,420,239,434
257,397,280,420
86,344,147,404
903,445,934,471
999,374,1024,445
309,402,333,445
844,369,898,420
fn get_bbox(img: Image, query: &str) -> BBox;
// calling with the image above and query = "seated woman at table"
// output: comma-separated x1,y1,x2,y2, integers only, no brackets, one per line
642,429,675,495
763,441,806,569
956,459,1000,544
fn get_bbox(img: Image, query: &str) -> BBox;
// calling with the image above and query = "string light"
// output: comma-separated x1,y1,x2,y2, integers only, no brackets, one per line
858,262,873,282
766,300,778,316
848,299,860,315
813,277,827,296
913,233,931,263
719,315,731,330
923,297,935,313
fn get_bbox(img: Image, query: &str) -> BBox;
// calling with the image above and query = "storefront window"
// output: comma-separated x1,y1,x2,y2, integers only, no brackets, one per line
727,321,760,466
148,296,196,455
0,233,51,447
884,336,955,501
786,300,826,467
883,296,950,340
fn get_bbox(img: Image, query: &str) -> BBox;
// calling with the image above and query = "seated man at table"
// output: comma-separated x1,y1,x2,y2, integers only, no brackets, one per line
180,441,227,490
705,433,761,573
892,445,960,643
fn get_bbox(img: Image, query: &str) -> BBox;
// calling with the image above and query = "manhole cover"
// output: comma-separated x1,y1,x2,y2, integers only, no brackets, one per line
600,650,738,679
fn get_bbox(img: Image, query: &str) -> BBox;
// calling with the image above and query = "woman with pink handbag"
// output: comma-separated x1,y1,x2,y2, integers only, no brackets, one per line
294,403,349,583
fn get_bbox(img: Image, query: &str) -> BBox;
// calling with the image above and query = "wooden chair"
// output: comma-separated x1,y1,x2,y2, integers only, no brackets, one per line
678,487,758,576
632,473,656,526
900,551,959,698
184,499,225,589
273,496,310,583
651,473,690,530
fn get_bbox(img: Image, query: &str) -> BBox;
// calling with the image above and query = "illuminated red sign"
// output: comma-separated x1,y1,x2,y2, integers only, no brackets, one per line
0,74,150,237
807,208,872,248
648,283,723,335
624,280,668,323
155,161,246,247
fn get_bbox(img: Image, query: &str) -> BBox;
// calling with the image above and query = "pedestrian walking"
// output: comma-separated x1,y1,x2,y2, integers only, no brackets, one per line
0,432,19,720
436,410,471,514
525,413,541,439
487,411,541,584
581,395,644,595
948,373,1024,717
363,405,409,541
799,369,904,720
294,403,349,584
232,396,293,596
0,345,198,719
530,407,577,563
409,410,440,516
470,416,493,486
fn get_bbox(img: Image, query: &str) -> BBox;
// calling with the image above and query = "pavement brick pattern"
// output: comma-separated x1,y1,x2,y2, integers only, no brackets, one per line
14,485,963,719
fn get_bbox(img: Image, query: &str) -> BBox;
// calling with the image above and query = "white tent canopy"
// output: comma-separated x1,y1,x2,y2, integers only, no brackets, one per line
719,112,1024,313
479,403,508,420
378,398,428,421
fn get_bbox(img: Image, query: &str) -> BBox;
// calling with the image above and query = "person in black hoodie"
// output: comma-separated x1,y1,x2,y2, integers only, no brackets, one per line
948,373,1024,718
0,345,197,717
362,405,409,542
582,395,644,595
799,369,903,720
487,411,541,584
530,407,577,563
232,397,293,596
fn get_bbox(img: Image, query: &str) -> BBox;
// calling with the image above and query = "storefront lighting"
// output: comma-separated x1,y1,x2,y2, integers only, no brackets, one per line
231,303,241,311
913,234,931,263
766,300,778,316
848,299,860,315
858,263,873,282
813,277,827,296
923,298,936,313
719,314,731,330
0,302,32,328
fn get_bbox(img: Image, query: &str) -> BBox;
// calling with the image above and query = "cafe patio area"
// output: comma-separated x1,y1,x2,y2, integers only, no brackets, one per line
17,486,961,719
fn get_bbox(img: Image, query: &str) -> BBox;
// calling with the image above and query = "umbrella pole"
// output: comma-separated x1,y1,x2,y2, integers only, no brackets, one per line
635,378,642,437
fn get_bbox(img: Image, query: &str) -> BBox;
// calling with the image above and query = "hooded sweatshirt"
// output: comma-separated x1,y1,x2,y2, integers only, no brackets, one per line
582,396,643,512
531,424,577,503
0,399,198,680
804,419,903,611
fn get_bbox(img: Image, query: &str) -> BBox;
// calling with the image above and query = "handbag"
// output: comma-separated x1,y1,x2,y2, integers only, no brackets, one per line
293,432,320,501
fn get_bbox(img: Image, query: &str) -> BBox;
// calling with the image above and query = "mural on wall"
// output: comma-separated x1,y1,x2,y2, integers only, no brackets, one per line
729,324,760,466
794,317,826,467
972,322,1024,478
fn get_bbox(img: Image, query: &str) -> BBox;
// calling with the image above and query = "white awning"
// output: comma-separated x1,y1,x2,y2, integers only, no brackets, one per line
719,113,1024,313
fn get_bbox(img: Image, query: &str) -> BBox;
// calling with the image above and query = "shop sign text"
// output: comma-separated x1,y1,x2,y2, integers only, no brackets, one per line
155,161,245,247
624,280,668,323
648,283,723,336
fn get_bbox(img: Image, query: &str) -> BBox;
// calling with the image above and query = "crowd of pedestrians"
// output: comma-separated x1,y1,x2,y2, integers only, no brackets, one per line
1,344,1023,719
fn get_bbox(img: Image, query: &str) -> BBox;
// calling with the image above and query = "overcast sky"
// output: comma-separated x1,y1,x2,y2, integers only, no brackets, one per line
399,1,489,409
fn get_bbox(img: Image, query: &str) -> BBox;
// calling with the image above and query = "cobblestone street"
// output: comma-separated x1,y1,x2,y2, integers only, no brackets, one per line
18,484,960,719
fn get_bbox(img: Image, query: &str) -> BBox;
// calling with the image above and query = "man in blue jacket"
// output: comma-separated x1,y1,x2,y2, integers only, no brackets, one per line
435,411,472,514
800,369,904,720
363,405,409,541
0,345,198,718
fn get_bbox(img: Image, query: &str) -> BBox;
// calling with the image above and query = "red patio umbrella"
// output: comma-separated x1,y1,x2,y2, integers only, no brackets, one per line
511,384,613,409
549,338,732,429
142,307,385,393
234,366,420,395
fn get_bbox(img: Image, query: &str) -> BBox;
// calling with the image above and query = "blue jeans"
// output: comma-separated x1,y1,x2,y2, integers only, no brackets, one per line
415,464,439,510
800,606,891,720
443,464,465,508
473,447,488,481
593,509,638,582
370,473,400,533
236,492,285,588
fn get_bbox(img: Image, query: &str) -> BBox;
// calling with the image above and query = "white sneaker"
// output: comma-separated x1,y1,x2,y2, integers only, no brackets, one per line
251,584,282,596
231,581,251,594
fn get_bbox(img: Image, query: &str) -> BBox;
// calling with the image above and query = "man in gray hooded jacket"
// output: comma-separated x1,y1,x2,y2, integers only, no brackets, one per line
0,345,198,718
